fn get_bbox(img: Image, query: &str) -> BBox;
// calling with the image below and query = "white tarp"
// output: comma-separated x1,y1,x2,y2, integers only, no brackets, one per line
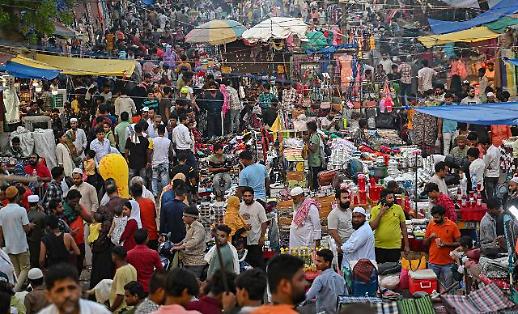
242,17,308,43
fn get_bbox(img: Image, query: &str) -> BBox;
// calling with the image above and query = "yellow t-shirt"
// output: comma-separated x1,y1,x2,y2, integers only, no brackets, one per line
87,223,101,244
369,204,406,249
109,264,137,313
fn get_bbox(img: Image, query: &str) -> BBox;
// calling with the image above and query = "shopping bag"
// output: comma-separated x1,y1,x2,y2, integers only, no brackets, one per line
401,254,426,271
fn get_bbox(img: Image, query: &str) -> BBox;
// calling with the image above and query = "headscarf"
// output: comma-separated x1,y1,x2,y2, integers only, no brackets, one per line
223,196,247,237
293,198,320,227
128,200,143,228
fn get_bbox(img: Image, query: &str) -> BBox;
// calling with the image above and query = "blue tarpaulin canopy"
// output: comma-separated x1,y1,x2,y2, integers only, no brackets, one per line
0,61,60,80
504,58,518,67
416,103,518,125
428,0,518,34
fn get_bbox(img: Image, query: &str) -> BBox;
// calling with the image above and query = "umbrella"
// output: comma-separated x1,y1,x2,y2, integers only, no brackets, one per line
241,17,308,43
185,20,246,45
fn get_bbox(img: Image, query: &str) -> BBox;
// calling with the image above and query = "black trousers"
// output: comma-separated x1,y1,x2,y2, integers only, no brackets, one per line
375,248,401,264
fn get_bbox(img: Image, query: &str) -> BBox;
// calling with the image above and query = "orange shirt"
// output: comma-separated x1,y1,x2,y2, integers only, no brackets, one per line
425,218,461,265
137,198,158,241
491,125,512,147
252,305,299,314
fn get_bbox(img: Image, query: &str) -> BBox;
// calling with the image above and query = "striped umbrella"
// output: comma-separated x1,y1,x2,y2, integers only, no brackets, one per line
185,19,247,45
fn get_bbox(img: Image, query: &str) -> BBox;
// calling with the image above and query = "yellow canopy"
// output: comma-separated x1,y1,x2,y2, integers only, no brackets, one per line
13,54,135,76
418,26,499,48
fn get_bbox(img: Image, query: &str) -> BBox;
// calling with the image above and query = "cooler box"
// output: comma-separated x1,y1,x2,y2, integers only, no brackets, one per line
409,269,437,294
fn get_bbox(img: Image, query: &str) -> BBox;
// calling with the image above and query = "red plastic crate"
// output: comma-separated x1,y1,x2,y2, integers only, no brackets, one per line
409,269,438,294
460,206,487,221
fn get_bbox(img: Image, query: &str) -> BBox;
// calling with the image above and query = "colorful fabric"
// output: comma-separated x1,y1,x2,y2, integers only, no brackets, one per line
441,283,513,314
293,198,320,227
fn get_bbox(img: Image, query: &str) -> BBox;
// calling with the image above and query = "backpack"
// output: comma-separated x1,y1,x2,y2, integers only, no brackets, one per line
351,259,378,297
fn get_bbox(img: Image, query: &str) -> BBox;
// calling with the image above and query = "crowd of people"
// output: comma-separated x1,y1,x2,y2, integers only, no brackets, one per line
0,0,517,313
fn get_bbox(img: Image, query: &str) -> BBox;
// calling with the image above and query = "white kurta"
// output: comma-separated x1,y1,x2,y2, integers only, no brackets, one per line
55,143,74,177
289,204,322,248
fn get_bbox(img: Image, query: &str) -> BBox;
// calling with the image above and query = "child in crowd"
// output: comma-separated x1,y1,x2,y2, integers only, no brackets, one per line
109,205,128,246
306,249,345,314
83,149,101,192
87,212,103,245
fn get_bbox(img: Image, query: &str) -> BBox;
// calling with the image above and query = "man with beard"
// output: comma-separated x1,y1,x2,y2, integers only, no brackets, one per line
288,187,322,249
65,118,88,159
424,205,461,289
480,198,507,256
252,255,305,314
239,186,268,269
370,189,410,263
341,207,375,268
24,153,51,184
327,188,353,266
39,263,110,314
506,177,518,209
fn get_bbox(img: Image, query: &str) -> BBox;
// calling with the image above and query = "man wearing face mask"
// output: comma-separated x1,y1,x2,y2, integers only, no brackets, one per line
424,205,461,289
327,188,353,266
288,187,322,249
370,189,410,263
341,207,375,268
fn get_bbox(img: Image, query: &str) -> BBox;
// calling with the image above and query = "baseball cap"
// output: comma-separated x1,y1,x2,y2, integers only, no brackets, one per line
352,207,366,216
290,186,304,197
28,268,43,280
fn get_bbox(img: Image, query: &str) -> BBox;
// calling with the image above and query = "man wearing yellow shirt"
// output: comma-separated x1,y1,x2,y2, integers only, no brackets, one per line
109,246,137,313
369,189,410,263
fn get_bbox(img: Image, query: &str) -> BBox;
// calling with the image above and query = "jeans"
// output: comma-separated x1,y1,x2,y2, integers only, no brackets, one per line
484,176,499,201
207,113,222,138
443,132,454,155
213,172,232,197
429,263,453,289
400,83,412,106
129,167,148,184
152,163,169,197
230,109,240,133
9,251,30,292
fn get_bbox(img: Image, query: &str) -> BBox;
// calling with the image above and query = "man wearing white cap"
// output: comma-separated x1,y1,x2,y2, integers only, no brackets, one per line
69,168,99,213
65,118,88,159
25,268,49,314
341,207,375,268
288,187,322,248
507,177,518,208
27,195,46,269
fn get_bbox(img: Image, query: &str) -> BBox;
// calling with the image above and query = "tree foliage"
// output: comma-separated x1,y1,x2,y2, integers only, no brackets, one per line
0,0,75,40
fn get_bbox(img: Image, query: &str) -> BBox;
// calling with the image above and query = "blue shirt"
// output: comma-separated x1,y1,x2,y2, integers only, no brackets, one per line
441,102,458,133
305,268,346,314
159,199,186,243
239,163,268,201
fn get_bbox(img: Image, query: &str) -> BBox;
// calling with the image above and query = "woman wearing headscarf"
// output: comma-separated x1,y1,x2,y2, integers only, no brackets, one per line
224,196,248,238
120,201,141,252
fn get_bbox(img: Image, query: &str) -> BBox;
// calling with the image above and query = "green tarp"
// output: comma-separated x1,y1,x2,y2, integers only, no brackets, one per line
485,16,518,33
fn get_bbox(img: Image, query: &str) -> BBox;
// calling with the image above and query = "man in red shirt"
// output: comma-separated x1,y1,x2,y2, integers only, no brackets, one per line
424,182,457,222
127,229,163,293
130,183,159,249
24,153,51,183
186,271,237,314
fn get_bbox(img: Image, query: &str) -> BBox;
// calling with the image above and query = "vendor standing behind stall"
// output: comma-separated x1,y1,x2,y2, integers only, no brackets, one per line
369,189,410,263
288,187,321,249
424,205,461,290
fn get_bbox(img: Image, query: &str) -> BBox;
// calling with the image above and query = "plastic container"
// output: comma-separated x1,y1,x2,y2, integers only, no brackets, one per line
409,269,438,294
460,206,487,221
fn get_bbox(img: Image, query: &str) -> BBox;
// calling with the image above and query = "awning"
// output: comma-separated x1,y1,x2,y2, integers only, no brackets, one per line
0,61,60,80
33,54,135,76
428,0,518,34
504,58,518,66
242,17,308,43
418,26,499,48
415,103,518,125
485,16,518,32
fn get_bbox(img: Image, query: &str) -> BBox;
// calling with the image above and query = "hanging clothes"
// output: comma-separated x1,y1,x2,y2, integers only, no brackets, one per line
3,87,20,125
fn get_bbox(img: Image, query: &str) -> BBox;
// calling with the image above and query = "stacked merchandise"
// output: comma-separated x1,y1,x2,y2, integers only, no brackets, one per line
328,138,357,169
198,201,226,241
